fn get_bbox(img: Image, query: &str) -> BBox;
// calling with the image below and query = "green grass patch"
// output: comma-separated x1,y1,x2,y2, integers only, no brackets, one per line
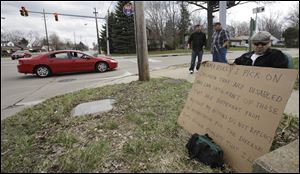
228,47,249,51
39,140,110,172
1,77,298,173
96,120,119,130
293,57,299,90
48,131,78,149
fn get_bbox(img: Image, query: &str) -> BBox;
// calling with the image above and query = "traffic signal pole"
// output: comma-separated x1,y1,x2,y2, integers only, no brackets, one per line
26,10,105,20
20,8,105,53
43,9,50,52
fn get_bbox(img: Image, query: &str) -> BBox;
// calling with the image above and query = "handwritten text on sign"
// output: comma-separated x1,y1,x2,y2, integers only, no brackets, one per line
177,62,298,172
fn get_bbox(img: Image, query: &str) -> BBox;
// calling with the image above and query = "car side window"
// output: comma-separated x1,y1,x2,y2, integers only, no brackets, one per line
72,52,86,59
78,53,85,58
71,52,84,59
51,52,70,59
49,54,56,58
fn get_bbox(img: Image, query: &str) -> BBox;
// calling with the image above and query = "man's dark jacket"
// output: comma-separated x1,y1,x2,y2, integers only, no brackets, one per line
188,32,207,52
234,48,288,68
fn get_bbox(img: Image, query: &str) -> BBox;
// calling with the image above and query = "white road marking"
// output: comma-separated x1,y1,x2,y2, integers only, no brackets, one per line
149,59,162,63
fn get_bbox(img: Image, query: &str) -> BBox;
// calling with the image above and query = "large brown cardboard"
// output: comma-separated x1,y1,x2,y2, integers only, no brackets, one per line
178,61,298,172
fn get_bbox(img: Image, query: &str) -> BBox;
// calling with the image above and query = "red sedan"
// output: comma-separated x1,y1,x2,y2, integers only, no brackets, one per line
17,50,118,77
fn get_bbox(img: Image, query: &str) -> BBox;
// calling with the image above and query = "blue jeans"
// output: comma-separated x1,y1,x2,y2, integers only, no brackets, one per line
213,47,227,63
189,50,203,71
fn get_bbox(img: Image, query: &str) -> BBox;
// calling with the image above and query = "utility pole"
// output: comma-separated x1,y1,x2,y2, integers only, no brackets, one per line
134,1,150,81
106,10,110,55
93,8,101,54
219,1,227,29
43,9,50,51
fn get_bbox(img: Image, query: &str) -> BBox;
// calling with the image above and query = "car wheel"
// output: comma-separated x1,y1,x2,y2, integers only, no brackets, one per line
35,66,51,77
96,62,108,72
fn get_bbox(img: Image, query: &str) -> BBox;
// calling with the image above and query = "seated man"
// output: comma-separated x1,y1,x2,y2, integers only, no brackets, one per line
234,31,288,68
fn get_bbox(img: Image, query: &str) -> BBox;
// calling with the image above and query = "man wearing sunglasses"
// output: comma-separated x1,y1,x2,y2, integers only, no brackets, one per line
234,31,288,68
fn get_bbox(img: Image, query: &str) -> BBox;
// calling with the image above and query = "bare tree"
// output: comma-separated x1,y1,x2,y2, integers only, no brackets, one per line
231,21,250,36
226,25,235,38
145,1,167,50
49,33,63,50
163,1,180,49
190,12,207,31
26,31,43,47
258,12,284,39
286,2,299,27
1,30,25,43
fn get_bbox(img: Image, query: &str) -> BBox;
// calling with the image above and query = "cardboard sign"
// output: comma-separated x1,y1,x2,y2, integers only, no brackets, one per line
178,61,298,172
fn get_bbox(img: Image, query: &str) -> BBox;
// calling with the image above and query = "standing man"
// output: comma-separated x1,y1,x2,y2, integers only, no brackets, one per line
211,22,230,63
188,25,207,74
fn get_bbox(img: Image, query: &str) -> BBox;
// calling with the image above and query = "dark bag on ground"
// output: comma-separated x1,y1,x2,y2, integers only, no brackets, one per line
186,133,224,168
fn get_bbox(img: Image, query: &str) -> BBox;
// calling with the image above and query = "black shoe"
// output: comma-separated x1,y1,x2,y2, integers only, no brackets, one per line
189,70,194,74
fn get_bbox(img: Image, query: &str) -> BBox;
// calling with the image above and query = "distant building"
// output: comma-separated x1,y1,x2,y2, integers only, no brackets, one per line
1,41,22,56
230,34,281,47
270,35,279,45
1,41,14,47
230,36,249,47
1,41,33,56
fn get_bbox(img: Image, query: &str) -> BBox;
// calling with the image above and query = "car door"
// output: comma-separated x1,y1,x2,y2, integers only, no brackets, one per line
47,52,74,73
70,52,94,72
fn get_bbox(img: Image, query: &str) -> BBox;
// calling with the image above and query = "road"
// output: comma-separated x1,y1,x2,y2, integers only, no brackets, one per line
1,49,299,119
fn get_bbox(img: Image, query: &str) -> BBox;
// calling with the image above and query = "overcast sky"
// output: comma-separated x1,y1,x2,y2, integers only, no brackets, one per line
1,1,297,48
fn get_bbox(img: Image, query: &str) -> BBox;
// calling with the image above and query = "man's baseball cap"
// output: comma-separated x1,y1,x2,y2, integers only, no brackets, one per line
251,31,271,43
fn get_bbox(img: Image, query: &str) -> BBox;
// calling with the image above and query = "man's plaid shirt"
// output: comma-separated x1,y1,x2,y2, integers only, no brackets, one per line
211,29,230,52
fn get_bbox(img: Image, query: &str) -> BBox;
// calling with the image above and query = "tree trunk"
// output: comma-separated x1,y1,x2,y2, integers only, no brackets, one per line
207,1,213,50
160,38,164,51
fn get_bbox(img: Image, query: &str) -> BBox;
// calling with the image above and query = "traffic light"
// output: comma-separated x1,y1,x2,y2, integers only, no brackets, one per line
20,9,25,16
53,13,58,21
20,6,28,16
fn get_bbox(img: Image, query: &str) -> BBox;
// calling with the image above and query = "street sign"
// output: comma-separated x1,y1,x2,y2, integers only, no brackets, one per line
123,2,134,16
252,6,265,14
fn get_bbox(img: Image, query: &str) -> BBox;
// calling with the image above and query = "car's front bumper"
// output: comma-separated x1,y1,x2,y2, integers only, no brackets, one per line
109,62,118,69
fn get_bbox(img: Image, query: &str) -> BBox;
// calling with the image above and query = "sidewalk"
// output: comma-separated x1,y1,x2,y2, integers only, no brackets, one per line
92,65,299,117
